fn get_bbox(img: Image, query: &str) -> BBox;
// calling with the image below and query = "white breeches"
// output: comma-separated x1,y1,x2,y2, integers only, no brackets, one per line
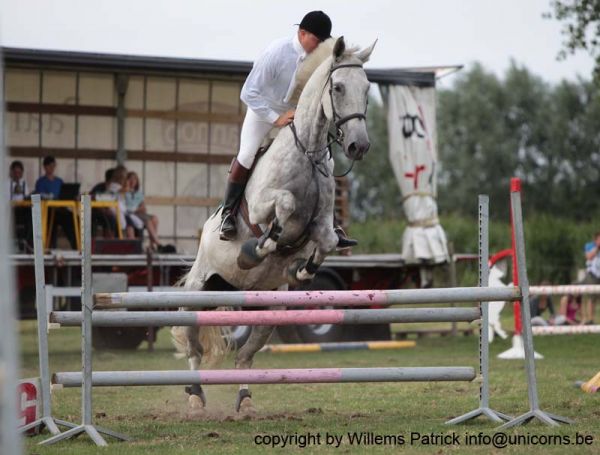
236,108,276,169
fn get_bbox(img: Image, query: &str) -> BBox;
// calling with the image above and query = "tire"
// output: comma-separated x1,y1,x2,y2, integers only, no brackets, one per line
293,269,347,343
92,327,149,350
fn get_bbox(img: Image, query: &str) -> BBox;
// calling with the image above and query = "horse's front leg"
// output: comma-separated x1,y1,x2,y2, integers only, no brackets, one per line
237,189,296,270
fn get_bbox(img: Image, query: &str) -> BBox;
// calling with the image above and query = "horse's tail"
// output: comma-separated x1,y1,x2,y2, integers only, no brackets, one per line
171,268,232,367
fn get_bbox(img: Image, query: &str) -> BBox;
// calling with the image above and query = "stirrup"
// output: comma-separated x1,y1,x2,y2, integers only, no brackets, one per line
219,212,237,241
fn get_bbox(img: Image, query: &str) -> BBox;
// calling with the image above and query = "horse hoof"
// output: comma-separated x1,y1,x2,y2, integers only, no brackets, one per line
287,259,314,287
187,394,206,417
237,238,264,270
238,397,256,416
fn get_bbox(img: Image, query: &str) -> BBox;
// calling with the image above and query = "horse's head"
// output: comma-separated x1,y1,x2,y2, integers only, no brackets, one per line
322,37,377,161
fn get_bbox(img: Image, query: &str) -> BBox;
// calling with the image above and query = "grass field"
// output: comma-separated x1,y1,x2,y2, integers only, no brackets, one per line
20,319,599,455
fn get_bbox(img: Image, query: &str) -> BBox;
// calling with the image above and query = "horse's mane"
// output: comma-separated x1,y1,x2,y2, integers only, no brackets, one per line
288,37,360,106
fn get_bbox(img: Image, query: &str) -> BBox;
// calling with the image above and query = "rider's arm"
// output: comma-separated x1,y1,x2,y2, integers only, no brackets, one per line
240,50,280,124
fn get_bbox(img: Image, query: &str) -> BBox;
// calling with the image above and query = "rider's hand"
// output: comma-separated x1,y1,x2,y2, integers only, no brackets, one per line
274,110,295,127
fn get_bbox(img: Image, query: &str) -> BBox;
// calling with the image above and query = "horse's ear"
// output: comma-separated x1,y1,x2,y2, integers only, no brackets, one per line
333,36,345,62
356,39,378,63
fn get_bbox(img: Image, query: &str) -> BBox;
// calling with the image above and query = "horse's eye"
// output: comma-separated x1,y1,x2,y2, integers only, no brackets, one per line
334,84,344,93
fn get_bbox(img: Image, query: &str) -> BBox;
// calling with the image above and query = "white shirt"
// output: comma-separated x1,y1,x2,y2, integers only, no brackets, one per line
8,178,28,201
241,34,306,123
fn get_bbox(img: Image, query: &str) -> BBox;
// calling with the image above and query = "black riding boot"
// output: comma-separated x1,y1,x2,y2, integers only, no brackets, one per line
219,159,250,241
335,226,358,249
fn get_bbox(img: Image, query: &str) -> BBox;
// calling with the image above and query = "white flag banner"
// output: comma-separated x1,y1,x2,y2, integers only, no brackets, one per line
387,84,449,263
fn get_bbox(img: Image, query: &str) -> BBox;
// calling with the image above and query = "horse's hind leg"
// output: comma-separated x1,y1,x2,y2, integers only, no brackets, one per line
171,323,207,415
288,213,338,286
234,325,275,414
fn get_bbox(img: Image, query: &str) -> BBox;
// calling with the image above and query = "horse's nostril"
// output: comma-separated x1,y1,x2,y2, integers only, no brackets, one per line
348,142,357,155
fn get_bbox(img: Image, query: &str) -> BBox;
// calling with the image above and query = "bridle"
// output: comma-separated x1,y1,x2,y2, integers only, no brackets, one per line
289,62,367,178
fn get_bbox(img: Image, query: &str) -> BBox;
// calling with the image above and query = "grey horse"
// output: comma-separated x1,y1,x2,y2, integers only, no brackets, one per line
172,36,376,415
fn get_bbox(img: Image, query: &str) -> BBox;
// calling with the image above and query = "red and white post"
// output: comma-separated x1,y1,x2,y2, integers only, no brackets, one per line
498,178,543,360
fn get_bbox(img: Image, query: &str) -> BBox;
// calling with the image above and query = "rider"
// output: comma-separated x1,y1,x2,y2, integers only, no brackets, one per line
219,10,357,249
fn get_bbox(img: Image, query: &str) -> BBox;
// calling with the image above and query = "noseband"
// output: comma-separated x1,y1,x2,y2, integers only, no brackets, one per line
289,62,367,178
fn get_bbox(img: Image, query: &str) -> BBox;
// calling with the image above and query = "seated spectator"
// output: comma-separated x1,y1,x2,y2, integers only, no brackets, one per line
34,156,77,249
556,294,583,325
529,287,556,326
90,168,115,195
90,167,118,238
8,160,32,251
107,166,139,239
125,171,163,251
8,160,29,201
34,155,62,199
581,232,600,324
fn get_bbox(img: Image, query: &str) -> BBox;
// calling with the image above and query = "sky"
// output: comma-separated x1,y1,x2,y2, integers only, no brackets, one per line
0,0,595,87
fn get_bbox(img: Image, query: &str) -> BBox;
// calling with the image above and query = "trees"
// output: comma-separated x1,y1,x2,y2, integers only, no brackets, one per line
436,62,600,220
548,0,600,81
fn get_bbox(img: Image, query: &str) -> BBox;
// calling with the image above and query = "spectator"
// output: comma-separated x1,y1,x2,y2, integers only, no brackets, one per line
581,232,600,324
90,168,115,195
34,156,77,249
8,160,29,201
34,155,62,199
8,160,32,251
107,165,141,239
125,171,162,251
556,294,583,325
529,287,556,326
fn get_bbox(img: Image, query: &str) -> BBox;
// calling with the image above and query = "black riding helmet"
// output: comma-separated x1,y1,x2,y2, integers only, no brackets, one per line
298,11,332,42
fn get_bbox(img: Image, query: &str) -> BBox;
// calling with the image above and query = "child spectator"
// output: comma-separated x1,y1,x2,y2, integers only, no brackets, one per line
8,160,28,201
8,160,32,251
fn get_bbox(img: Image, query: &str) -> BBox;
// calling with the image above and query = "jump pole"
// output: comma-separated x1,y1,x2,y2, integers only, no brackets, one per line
259,340,416,353
95,286,520,309
41,195,130,446
447,196,511,424
19,196,77,437
497,185,573,429
498,179,543,360
50,307,482,327
0,64,22,455
52,367,476,387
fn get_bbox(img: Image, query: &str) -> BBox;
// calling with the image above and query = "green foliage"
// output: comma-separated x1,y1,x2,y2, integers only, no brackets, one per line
350,214,597,284
547,0,600,82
